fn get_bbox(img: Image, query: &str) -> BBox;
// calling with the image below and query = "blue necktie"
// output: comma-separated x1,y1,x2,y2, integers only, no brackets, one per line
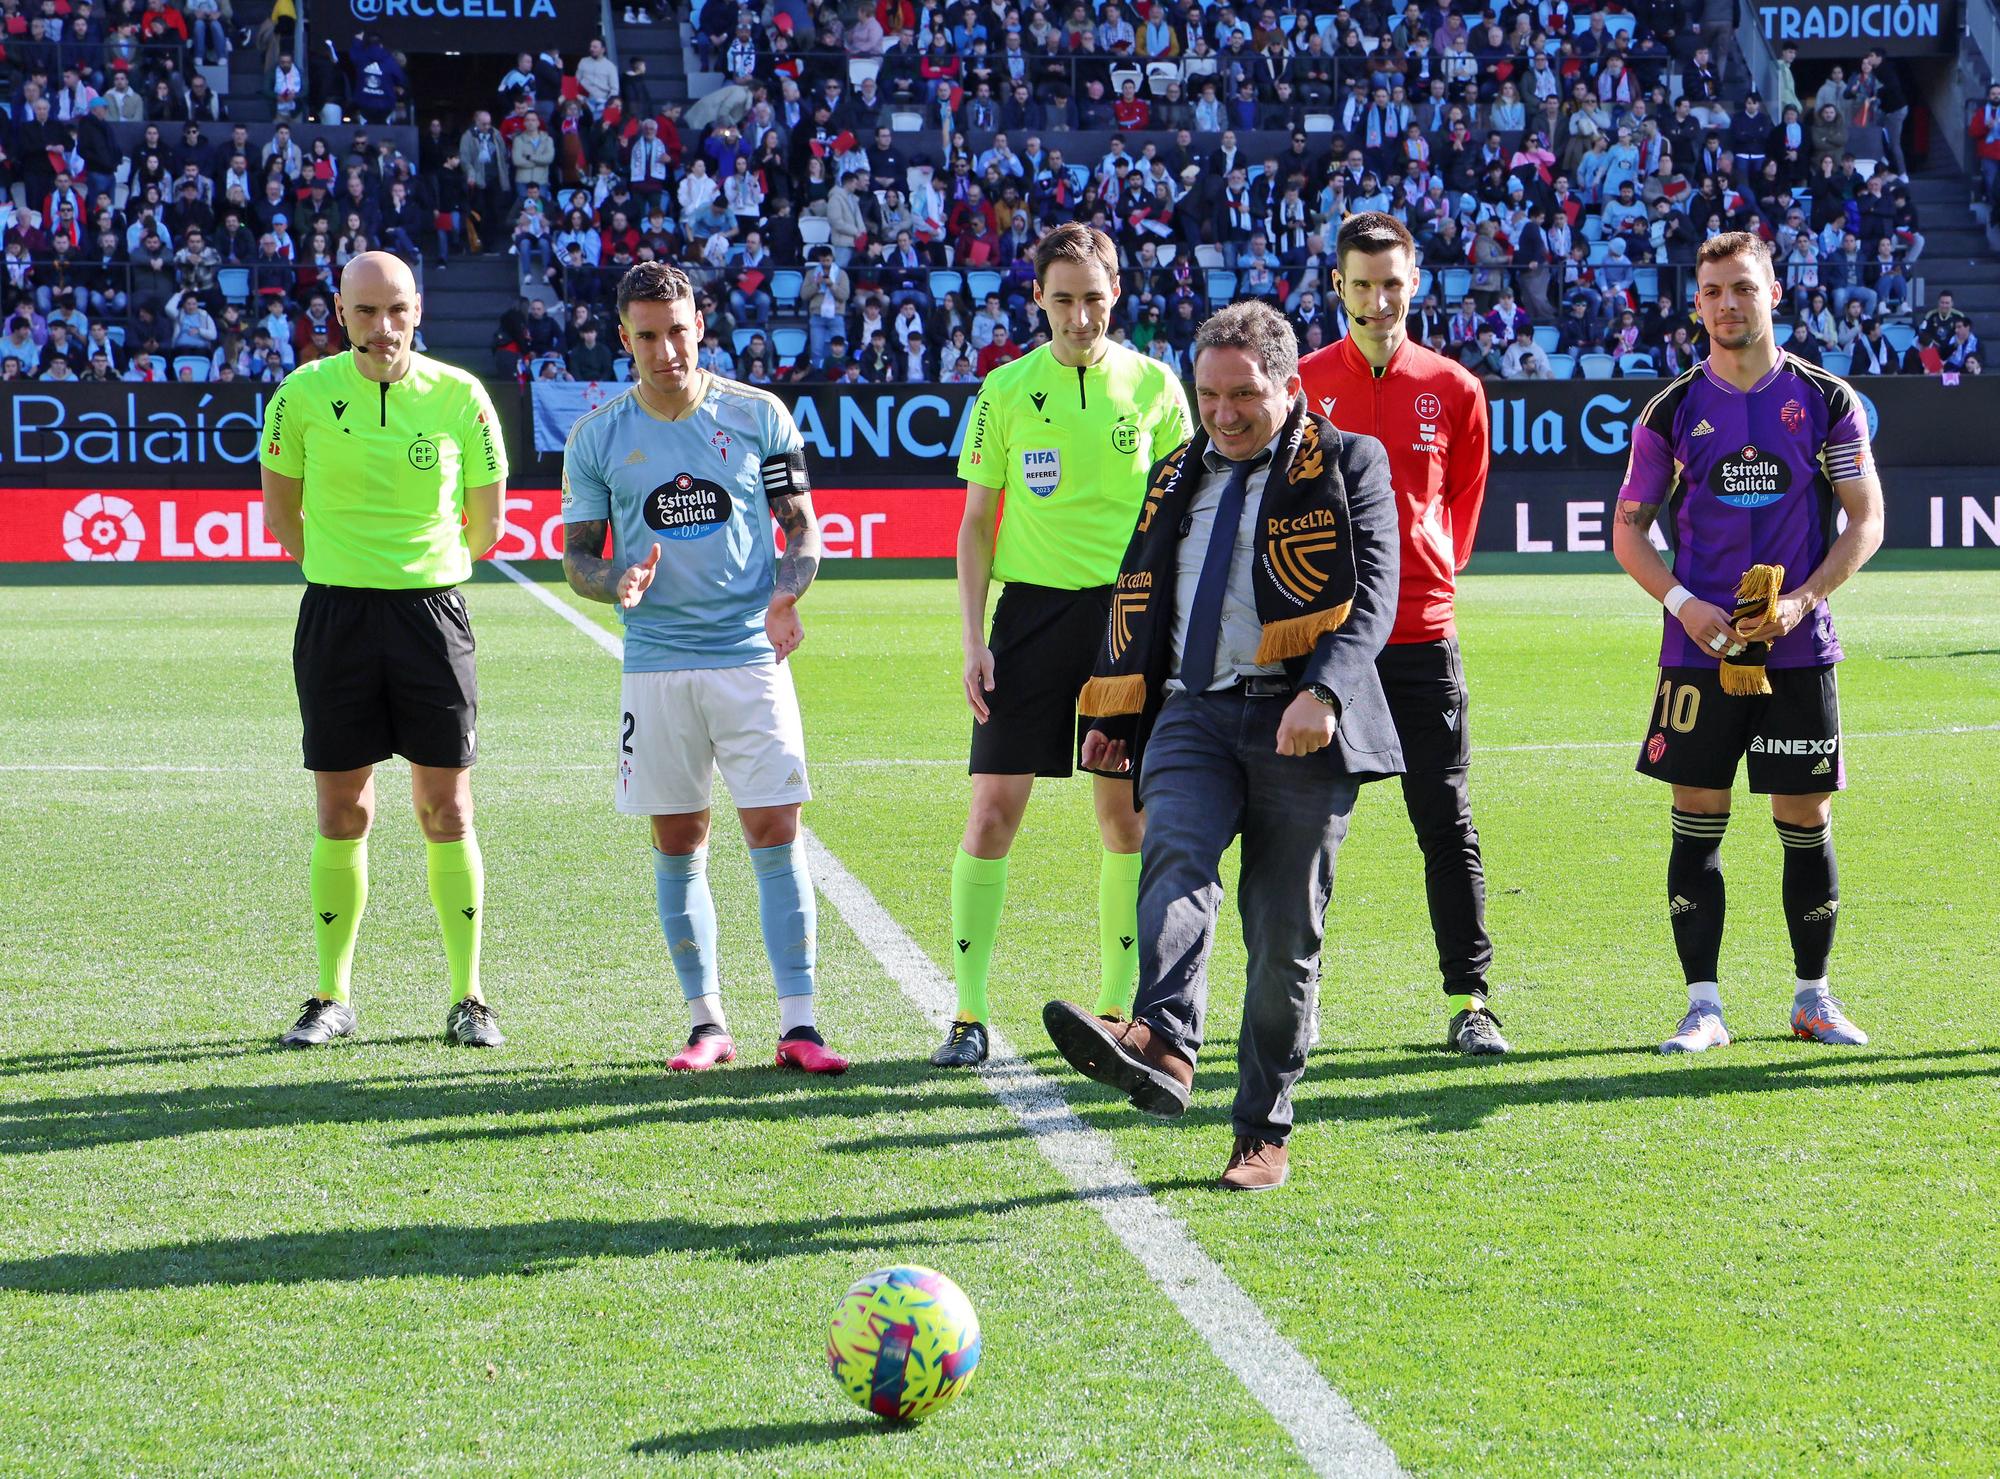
1179,457,1254,695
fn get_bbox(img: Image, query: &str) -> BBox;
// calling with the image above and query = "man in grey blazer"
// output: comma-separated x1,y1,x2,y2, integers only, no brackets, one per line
1043,300,1402,1192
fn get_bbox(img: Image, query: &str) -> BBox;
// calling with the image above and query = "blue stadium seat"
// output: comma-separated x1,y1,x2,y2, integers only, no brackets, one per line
929,269,964,300
1416,268,1432,301
1439,267,1471,302
1582,215,1604,242
1205,269,1237,308
733,328,760,355
173,356,211,382
772,326,807,364
1533,325,1560,354
966,270,1003,301
1633,266,1660,302
1602,12,1637,38
532,353,565,379
1547,352,1576,380
1578,353,1616,380
771,269,803,308
1618,352,1657,376
1587,240,1611,264
614,356,633,381
217,267,250,305
1821,349,1853,376
1882,322,1916,354
106,325,126,347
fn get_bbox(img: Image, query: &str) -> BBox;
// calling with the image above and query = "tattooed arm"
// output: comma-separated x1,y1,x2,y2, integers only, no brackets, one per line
564,519,660,607
1610,498,1670,596
770,491,823,602
766,491,821,661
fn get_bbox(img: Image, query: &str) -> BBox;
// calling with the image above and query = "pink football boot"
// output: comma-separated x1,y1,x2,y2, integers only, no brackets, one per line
668,1029,737,1072
774,1030,850,1075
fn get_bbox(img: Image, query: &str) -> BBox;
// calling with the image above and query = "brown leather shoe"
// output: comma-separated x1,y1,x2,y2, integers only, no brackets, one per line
1041,999,1193,1116
1217,1136,1288,1192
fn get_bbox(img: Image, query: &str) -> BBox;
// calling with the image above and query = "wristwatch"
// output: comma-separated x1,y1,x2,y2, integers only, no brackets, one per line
1304,683,1339,712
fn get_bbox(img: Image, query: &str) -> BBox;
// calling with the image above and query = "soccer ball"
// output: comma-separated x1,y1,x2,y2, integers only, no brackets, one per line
826,1265,982,1421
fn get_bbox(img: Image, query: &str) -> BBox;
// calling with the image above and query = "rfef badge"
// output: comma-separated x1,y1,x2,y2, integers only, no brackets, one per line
1021,448,1061,496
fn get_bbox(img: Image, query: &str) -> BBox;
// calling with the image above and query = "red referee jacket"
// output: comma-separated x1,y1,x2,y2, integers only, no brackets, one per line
1298,336,1491,644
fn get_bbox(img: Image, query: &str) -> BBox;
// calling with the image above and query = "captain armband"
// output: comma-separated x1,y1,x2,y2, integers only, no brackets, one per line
761,450,811,505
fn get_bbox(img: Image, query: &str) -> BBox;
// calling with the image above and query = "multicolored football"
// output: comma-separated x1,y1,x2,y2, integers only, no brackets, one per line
827,1265,982,1421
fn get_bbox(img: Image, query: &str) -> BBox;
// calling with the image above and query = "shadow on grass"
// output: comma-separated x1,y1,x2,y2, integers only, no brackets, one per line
0,1186,1108,1294
630,1418,912,1457
11,1037,1997,1157
0,1055,999,1156
0,1040,275,1079
1039,1043,2000,1136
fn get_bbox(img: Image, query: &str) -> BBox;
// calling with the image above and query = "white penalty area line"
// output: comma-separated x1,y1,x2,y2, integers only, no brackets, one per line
489,558,1405,1479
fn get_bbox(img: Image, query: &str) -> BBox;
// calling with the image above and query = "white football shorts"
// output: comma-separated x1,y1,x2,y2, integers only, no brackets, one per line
615,663,812,815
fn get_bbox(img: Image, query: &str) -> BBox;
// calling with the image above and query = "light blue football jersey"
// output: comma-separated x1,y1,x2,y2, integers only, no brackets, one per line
561,376,806,672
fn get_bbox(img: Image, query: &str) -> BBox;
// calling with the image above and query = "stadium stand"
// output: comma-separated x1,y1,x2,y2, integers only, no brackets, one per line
3,0,1997,385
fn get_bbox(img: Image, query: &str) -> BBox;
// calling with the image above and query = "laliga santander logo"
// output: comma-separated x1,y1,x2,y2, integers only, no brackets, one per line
63,492,145,562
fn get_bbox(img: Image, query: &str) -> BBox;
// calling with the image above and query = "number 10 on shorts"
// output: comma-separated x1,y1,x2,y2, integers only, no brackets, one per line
1655,679,1701,733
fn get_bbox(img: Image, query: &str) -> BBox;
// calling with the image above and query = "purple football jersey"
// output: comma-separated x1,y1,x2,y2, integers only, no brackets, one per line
1618,353,1871,669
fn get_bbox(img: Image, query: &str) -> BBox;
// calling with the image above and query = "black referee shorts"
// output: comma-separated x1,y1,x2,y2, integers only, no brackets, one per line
294,583,479,773
970,582,1112,779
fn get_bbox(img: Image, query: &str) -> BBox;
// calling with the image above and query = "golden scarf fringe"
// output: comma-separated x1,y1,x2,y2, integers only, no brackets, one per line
1733,562,1784,624
1253,603,1351,666
1078,673,1149,717
1718,661,1772,696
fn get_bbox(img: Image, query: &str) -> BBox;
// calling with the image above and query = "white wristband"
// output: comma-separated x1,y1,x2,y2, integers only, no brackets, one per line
1663,585,1695,617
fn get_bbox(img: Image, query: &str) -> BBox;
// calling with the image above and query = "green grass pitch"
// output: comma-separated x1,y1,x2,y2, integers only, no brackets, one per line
1,563,1997,1476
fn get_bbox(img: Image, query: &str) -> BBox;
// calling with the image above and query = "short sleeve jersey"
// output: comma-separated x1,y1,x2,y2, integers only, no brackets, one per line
259,350,508,589
957,341,1194,590
561,375,806,673
1618,353,1871,669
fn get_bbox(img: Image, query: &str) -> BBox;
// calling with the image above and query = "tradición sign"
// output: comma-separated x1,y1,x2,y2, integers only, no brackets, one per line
1750,0,1960,57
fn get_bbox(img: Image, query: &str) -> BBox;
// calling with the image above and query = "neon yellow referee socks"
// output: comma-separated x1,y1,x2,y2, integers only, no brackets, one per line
309,834,368,1004
427,835,485,1004
1093,849,1142,1017
950,848,1008,1023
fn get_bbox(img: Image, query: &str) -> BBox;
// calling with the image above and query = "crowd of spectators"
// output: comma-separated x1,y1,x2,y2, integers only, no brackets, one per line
0,108,453,381
0,0,450,380
482,0,1958,384
0,0,1981,387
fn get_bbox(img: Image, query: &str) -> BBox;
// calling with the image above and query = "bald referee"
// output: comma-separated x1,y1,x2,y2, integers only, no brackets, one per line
260,251,510,1049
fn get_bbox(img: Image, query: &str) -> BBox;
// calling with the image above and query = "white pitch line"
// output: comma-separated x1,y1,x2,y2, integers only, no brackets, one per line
489,557,625,658
490,558,1405,1479
803,838,1404,1478
5,724,1995,780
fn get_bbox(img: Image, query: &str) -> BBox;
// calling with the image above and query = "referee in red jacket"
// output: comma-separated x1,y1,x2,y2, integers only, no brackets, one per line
1300,211,1508,1056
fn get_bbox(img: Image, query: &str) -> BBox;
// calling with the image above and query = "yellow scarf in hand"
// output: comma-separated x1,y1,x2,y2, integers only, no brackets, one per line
1722,563,1784,696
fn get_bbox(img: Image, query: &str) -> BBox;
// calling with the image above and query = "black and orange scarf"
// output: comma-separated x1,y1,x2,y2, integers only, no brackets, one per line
1080,397,1356,718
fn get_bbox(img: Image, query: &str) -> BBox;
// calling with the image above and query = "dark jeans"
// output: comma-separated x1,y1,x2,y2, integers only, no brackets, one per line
467,184,505,250
1378,638,1493,999
1134,687,1360,1144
